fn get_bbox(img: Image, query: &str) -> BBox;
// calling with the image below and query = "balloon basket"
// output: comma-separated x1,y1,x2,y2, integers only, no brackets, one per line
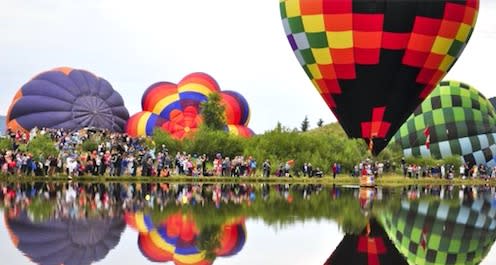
360,175,375,187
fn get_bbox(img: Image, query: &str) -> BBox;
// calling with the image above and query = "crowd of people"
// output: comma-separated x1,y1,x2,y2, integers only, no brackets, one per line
3,127,496,180
399,157,496,180
0,127,351,179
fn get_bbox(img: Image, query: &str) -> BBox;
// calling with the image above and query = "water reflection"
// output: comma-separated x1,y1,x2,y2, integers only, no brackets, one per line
126,211,246,264
381,188,496,265
1,183,496,265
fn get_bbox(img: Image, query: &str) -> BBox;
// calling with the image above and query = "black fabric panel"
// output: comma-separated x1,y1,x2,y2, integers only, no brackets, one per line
451,95,462,107
483,147,493,162
415,1,446,18
431,96,442,110
382,2,417,32
445,122,458,141
352,0,386,13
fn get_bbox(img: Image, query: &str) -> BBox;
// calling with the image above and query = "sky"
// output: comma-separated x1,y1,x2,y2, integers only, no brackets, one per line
1,0,495,134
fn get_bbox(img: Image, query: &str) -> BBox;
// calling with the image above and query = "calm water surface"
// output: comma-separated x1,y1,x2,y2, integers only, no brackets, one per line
1,183,496,265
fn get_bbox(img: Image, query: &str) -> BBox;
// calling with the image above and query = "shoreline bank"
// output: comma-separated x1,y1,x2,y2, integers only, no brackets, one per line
1,174,495,186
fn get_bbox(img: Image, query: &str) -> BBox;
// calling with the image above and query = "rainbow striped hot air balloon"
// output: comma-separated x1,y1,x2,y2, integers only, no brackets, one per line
132,212,247,265
126,73,254,139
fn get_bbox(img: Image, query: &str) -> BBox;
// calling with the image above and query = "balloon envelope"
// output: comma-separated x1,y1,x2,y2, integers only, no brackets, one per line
394,81,496,167
5,212,126,265
280,0,479,155
7,67,129,132
380,197,496,265
127,73,254,139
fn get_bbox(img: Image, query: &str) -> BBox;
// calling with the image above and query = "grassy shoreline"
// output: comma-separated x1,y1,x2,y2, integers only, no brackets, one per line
1,174,495,186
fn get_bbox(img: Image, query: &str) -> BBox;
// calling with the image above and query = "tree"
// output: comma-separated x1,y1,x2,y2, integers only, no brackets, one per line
26,135,58,161
200,92,226,131
301,116,309,132
317,118,324,127
152,128,183,155
0,137,12,151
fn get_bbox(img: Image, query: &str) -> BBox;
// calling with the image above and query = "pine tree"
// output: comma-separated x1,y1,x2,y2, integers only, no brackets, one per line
301,116,309,132
317,118,324,127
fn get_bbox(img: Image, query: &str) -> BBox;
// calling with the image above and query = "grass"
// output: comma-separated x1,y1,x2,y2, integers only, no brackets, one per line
1,174,495,186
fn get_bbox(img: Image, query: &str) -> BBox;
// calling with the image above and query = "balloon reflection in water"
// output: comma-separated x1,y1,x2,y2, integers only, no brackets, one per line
4,212,125,265
126,211,246,264
381,196,496,265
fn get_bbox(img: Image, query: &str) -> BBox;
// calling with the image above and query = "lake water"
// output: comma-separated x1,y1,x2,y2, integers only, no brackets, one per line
1,183,496,265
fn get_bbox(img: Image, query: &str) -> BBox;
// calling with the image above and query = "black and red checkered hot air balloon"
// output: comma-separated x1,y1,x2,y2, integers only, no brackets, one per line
280,0,479,155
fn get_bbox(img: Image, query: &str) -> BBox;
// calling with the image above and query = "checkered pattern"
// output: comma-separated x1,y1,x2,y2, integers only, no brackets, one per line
394,81,496,166
280,0,479,155
381,199,496,265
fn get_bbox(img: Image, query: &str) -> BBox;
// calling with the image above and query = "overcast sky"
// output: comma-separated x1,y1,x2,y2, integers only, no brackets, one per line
1,0,495,134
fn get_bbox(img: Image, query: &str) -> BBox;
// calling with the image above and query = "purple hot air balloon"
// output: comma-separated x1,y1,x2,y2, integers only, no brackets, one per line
5,212,126,265
7,67,129,132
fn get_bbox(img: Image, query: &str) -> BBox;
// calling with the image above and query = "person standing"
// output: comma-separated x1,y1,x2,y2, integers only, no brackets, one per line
332,163,337,179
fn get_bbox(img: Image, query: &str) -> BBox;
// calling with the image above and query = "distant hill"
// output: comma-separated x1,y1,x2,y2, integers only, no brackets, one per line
0,116,6,136
305,122,347,138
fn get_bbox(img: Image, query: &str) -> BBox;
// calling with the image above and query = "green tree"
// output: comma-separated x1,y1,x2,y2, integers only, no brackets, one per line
301,116,309,132
152,128,183,154
0,137,12,150
26,135,58,161
317,118,324,127
185,127,243,159
200,92,226,131
82,138,99,152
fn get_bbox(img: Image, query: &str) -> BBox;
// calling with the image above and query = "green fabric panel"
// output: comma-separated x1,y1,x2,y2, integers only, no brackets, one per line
415,115,426,131
279,2,287,18
453,108,465,122
288,16,304,33
433,109,445,124
449,139,461,154
306,32,328,48
300,49,315,65
441,95,452,107
469,136,481,151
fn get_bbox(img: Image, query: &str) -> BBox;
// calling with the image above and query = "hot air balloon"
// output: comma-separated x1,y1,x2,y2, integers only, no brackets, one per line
5,212,126,265
280,0,479,155
394,81,496,167
380,196,496,265
7,67,129,132
126,73,254,139
131,212,247,264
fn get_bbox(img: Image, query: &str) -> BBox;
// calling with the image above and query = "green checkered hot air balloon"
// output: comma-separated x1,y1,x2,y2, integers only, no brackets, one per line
394,81,496,167
380,197,496,265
